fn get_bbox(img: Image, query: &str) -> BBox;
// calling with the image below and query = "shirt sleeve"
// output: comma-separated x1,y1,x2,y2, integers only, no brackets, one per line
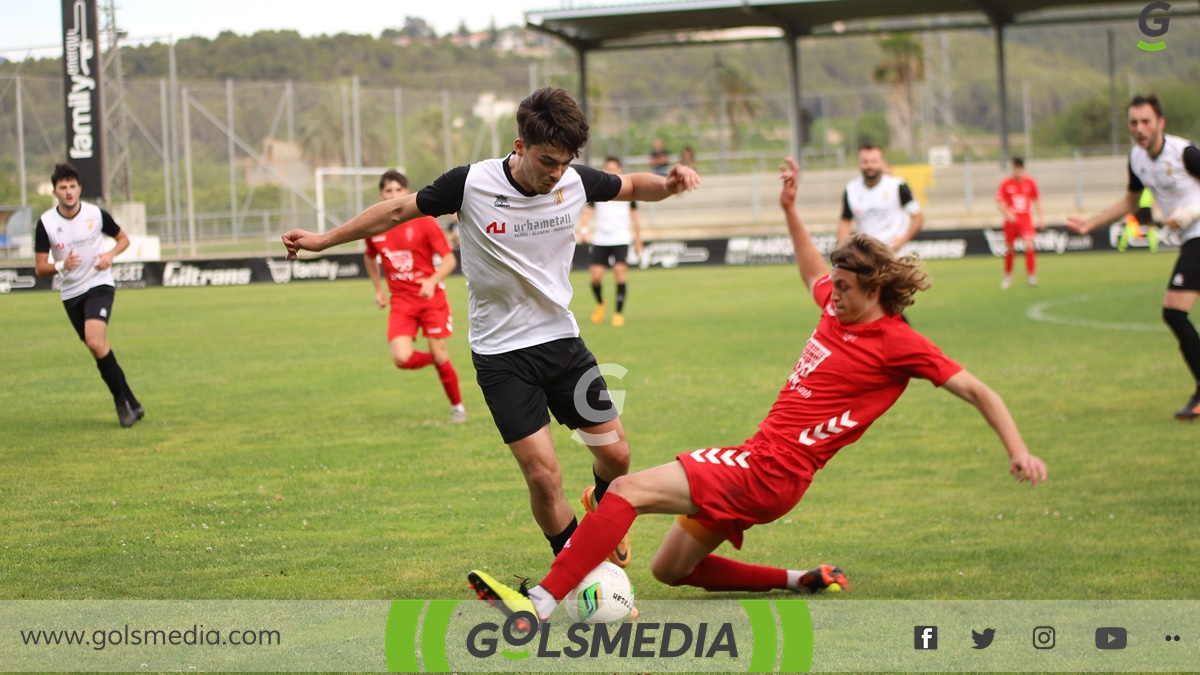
363,235,378,257
811,274,833,308
1183,145,1200,180
899,183,922,215
34,220,50,253
1127,160,1145,193
995,181,1007,203
415,166,469,217
100,209,121,237
574,164,622,202
884,328,963,386
426,218,452,257
1028,178,1040,200
841,190,853,220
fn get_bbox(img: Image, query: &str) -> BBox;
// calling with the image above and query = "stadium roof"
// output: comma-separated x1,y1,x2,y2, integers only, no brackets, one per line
525,0,1179,48
523,1,1196,165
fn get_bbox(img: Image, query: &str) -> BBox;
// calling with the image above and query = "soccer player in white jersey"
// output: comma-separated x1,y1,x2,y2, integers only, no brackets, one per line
1068,94,1200,421
282,88,700,565
580,157,643,326
33,163,144,428
837,143,924,250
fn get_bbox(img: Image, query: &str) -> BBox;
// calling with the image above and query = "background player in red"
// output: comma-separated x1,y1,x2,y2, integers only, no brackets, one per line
996,157,1045,289
468,156,1047,620
363,169,465,423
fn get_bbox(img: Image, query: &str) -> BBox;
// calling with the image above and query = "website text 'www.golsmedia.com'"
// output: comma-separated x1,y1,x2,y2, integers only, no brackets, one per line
20,625,281,651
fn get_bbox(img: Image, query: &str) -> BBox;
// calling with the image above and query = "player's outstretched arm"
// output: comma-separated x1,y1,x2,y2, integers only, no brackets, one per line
282,193,423,259
1066,191,1140,234
942,370,1047,485
780,157,829,293
616,165,700,202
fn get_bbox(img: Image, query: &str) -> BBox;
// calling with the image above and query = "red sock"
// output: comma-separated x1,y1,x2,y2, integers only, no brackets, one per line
398,352,433,370
672,554,788,592
540,493,637,600
1025,248,1036,275
1004,250,1014,274
435,360,462,406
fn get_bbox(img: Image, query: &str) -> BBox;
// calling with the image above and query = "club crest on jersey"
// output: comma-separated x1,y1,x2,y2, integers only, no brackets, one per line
494,195,510,208
796,334,832,378
553,187,565,205
87,219,95,230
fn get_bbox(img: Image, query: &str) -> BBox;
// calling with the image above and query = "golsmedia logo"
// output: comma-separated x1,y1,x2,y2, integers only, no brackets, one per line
385,599,813,672
1137,1,1171,51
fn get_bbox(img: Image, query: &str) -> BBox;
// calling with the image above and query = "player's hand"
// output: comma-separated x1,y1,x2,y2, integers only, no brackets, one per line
374,290,388,309
281,229,325,259
93,251,113,271
64,249,82,270
664,164,700,195
1064,216,1090,234
1010,452,1047,486
635,240,644,256
889,237,908,250
418,279,437,299
1164,204,1200,230
779,157,799,210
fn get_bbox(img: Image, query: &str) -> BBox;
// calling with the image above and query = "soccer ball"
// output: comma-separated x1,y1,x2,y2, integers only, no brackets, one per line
563,561,635,623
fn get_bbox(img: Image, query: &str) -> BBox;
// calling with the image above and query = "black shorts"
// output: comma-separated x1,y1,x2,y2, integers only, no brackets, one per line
472,337,619,444
1168,238,1200,292
62,285,115,341
589,244,629,268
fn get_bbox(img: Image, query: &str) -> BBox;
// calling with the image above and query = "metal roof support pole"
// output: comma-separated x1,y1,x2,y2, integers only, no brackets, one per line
577,46,590,164
993,20,1010,168
785,28,803,173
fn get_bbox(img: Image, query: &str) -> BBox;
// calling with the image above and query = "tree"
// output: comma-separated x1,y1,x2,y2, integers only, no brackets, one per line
873,33,924,157
710,55,764,151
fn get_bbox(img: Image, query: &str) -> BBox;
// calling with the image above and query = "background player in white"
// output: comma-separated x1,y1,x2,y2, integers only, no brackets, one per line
33,163,144,428
282,88,700,565
838,143,924,250
1068,94,1200,420
580,157,643,327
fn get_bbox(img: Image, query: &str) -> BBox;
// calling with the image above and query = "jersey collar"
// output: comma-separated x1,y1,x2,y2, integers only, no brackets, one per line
502,152,539,198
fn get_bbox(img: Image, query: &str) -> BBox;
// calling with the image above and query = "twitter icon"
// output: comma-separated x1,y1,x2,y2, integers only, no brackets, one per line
972,628,996,649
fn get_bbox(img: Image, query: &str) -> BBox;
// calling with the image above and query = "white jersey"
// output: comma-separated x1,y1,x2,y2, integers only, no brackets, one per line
841,174,922,245
590,200,637,246
34,202,121,301
417,155,622,355
1129,134,1200,243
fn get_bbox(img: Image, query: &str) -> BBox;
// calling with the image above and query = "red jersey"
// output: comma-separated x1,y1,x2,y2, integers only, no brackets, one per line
364,216,452,298
754,276,962,475
996,176,1040,226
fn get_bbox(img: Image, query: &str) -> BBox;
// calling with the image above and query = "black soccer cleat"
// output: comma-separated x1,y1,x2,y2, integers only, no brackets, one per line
116,399,141,428
1174,392,1200,421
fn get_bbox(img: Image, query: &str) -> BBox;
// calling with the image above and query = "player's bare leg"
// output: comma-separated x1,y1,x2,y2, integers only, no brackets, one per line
612,262,628,326
85,319,141,427
1022,235,1038,286
389,335,429,369
507,425,577,551
1164,289,1200,420
578,417,633,565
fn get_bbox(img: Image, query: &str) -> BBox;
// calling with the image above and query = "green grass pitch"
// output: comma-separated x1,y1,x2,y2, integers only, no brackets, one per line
1,251,1196,602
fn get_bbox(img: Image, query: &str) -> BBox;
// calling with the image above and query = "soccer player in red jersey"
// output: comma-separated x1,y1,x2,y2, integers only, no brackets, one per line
996,157,1045,289
468,157,1047,620
363,170,465,423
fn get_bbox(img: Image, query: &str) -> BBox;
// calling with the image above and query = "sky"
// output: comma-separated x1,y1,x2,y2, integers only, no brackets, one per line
0,0,563,59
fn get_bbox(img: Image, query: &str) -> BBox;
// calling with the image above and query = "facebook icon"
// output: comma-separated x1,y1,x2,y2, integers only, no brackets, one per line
915,626,939,650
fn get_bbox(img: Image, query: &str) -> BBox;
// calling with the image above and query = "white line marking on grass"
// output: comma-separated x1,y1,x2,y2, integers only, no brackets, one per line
1027,291,1162,332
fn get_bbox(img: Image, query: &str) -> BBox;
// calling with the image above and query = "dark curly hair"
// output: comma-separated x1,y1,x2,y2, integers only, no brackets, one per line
516,87,589,158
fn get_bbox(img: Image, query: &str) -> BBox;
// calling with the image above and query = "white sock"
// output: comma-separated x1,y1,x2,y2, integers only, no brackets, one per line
785,569,806,591
527,585,558,621
451,403,465,412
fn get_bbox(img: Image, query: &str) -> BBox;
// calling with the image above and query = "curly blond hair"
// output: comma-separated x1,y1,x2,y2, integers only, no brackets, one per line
829,235,932,315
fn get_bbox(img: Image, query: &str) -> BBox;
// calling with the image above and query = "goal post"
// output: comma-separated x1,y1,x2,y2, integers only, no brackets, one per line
315,167,401,233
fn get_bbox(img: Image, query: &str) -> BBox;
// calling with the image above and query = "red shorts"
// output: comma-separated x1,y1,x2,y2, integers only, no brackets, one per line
388,294,453,341
1004,220,1036,245
676,438,812,550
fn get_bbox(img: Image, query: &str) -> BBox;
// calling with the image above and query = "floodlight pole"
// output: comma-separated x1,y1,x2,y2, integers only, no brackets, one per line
784,27,804,173
992,16,1010,169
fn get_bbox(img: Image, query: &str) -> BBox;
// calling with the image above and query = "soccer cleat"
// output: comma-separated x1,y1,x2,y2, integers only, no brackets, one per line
611,312,625,327
796,565,851,593
1000,277,1012,290
449,406,467,424
1027,275,1038,287
468,570,538,629
591,302,606,324
1174,392,1200,421
116,399,140,428
581,486,631,567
